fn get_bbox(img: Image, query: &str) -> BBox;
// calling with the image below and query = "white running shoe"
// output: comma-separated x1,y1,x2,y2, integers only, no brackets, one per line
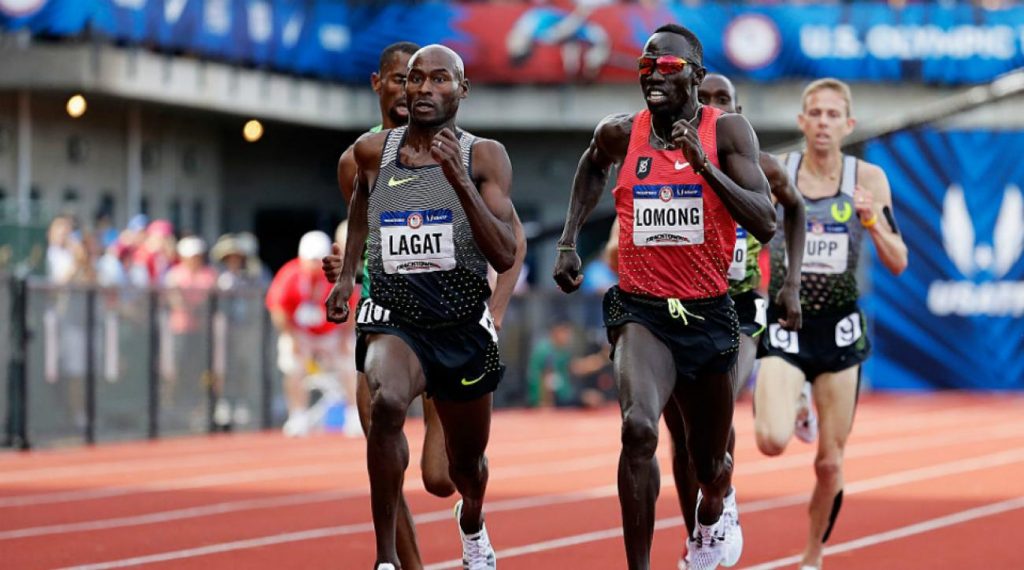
690,490,743,570
454,499,496,570
678,537,696,570
795,382,818,443
376,565,396,570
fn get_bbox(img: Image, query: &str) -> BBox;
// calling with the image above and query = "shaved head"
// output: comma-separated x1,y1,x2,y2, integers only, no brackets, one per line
409,44,465,81
698,73,740,114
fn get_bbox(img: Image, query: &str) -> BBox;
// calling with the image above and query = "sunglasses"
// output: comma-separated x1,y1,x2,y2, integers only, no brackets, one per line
637,55,692,77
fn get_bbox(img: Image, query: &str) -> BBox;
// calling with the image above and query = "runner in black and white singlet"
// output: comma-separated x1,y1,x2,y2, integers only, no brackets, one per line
753,78,908,570
326,45,518,570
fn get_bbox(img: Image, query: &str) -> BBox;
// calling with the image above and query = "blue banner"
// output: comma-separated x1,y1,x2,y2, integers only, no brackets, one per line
863,130,1024,390
2,1,1024,84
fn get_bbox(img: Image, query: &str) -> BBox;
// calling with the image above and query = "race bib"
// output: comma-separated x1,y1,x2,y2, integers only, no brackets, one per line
380,209,456,274
768,323,800,354
728,227,748,282
802,222,849,275
834,312,863,348
754,297,768,330
479,306,499,343
356,297,391,325
632,185,704,246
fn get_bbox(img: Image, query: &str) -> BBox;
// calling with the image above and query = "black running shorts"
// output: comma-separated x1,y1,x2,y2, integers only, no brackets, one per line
603,286,740,380
731,290,767,339
757,304,871,381
354,297,505,402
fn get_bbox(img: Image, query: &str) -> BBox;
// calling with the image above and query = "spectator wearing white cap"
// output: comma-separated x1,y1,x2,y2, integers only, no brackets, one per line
163,236,218,432
265,230,346,436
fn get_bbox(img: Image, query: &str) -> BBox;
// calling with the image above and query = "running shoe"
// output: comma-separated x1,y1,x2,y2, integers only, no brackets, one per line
454,499,496,570
678,537,695,570
690,490,743,570
795,382,818,443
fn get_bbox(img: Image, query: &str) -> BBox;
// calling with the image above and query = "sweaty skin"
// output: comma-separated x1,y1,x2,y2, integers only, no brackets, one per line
754,81,907,569
325,45,518,569
661,73,807,545
553,31,774,570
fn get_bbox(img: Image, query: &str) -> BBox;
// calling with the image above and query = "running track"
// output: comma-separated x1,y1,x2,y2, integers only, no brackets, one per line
2,393,1023,569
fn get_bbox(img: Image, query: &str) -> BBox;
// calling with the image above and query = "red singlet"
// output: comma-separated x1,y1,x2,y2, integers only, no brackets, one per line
614,106,737,300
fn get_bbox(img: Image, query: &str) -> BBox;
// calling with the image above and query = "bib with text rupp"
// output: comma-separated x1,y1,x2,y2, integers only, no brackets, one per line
632,185,704,246
801,222,849,275
380,209,456,274
728,227,748,281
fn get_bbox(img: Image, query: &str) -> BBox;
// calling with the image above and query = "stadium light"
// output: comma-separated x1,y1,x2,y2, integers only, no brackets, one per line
66,94,87,118
243,119,264,143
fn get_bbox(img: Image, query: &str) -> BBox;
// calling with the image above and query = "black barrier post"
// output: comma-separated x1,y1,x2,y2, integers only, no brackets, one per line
4,276,30,450
84,289,97,445
206,292,218,434
261,309,272,430
147,290,160,440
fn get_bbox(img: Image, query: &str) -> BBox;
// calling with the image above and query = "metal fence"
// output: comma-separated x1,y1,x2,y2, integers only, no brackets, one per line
2,276,611,449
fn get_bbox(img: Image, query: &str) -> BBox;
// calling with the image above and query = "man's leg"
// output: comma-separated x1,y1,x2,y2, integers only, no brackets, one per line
753,356,806,456
665,332,755,548
364,334,427,568
614,323,677,570
676,370,734,529
800,366,859,569
421,396,455,498
434,394,493,534
356,373,422,570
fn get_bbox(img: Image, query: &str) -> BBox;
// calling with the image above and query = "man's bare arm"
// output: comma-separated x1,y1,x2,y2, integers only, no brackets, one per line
674,113,775,242
553,114,630,293
489,208,527,330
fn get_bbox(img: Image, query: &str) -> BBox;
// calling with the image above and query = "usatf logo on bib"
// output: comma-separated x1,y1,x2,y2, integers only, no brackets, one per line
380,209,456,274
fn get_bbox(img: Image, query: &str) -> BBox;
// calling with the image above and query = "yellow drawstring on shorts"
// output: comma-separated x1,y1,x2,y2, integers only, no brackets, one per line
667,298,705,325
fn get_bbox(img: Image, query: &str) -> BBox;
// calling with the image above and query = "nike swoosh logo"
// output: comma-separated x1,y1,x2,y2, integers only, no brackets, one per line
388,176,417,187
674,161,690,171
461,372,486,386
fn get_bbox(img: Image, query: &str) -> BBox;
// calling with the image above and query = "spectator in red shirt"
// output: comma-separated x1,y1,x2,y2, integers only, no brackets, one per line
266,230,344,436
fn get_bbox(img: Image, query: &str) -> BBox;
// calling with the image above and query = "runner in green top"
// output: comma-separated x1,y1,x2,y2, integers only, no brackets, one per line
663,73,807,569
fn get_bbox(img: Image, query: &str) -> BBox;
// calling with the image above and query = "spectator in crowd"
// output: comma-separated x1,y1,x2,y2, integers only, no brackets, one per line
527,318,610,408
135,219,176,284
46,215,77,283
266,230,348,437
163,236,217,426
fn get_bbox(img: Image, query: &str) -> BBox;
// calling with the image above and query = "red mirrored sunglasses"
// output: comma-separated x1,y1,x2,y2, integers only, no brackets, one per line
637,55,691,77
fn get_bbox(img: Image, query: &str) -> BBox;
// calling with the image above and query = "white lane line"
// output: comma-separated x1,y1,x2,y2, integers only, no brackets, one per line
420,447,1024,569
742,496,1024,570
9,422,1024,537
9,404,1015,509
54,445,1024,569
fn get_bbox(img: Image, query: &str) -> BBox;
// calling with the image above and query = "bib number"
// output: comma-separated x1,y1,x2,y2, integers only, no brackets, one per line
768,323,800,354
754,297,767,330
356,297,391,325
728,227,748,282
380,209,456,274
801,222,849,275
834,312,863,348
632,185,704,246
479,306,499,343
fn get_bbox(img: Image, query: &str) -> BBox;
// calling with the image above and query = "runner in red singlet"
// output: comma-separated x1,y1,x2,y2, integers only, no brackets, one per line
553,24,776,570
